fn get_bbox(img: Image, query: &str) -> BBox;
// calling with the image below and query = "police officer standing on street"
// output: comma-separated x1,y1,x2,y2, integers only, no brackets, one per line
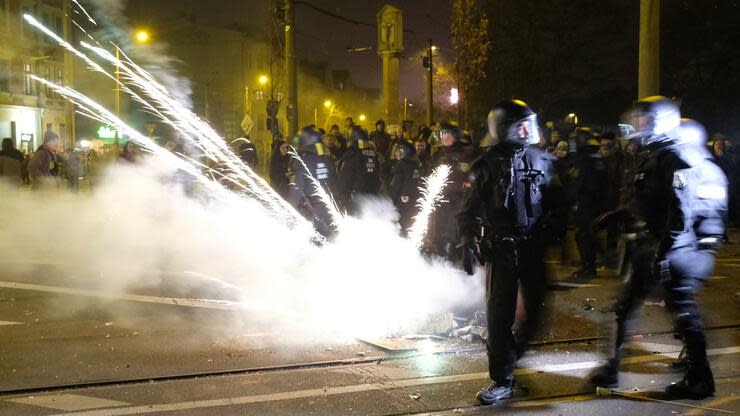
458,100,559,405
590,96,727,399
288,125,338,237
337,126,381,212
431,121,477,261
389,138,422,233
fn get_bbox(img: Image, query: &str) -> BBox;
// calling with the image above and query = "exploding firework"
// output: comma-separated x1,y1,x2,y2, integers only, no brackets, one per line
407,165,452,249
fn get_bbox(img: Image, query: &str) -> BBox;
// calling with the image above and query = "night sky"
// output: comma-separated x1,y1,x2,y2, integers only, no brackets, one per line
125,0,451,103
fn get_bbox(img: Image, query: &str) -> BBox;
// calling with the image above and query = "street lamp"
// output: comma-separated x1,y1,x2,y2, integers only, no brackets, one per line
258,74,269,86
135,30,150,44
323,99,332,108
359,114,366,122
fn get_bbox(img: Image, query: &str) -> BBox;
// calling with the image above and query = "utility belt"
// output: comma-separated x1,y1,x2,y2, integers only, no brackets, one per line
479,228,540,263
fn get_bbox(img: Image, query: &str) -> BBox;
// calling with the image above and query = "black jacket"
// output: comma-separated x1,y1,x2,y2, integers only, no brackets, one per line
458,143,558,241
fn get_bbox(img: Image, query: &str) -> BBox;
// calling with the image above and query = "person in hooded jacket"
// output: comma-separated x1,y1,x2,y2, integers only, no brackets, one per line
269,137,291,197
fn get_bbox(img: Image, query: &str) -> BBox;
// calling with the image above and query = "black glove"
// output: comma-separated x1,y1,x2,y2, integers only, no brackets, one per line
461,238,482,276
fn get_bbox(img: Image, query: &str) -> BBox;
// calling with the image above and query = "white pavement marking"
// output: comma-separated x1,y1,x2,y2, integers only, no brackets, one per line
44,346,740,416
7,394,128,411
550,282,600,288
0,281,242,310
0,320,23,326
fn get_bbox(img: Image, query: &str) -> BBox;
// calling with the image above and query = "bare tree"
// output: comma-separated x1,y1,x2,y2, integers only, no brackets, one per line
450,0,490,128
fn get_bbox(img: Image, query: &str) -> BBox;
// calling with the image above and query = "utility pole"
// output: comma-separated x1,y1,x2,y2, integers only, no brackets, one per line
638,0,660,98
63,0,75,146
285,0,298,137
425,39,433,126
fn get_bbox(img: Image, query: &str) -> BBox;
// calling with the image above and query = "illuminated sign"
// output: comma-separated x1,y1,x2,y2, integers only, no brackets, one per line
97,125,120,139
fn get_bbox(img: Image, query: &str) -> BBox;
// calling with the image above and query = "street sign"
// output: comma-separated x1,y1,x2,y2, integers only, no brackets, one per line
241,114,254,135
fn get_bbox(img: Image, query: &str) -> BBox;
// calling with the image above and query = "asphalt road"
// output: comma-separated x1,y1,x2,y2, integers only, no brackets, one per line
0,230,738,415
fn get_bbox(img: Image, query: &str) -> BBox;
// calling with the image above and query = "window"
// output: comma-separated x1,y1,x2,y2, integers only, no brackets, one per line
0,59,10,92
23,63,34,95
55,16,62,35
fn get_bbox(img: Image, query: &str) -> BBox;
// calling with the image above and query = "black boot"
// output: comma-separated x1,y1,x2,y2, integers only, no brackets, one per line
666,360,715,399
589,359,619,388
476,380,514,405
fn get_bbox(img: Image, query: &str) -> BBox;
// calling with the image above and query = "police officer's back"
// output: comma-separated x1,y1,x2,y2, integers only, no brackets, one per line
288,126,338,237
337,126,381,211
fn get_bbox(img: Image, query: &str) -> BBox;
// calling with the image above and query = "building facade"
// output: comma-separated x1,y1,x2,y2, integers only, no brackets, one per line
0,0,74,155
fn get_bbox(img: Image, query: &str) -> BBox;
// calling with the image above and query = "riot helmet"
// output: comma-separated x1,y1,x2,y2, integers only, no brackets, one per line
487,99,541,146
622,96,681,145
439,121,463,147
298,125,324,154
678,118,707,148
396,139,416,159
349,125,371,149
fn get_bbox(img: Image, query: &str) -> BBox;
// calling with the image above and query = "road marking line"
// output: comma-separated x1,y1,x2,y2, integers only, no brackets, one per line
682,395,740,416
43,346,740,416
0,320,23,326
549,282,600,288
0,281,242,310
7,394,128,411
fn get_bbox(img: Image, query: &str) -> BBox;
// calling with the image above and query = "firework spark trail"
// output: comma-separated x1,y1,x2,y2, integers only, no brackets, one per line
31,75,239,204
71,0,97,25
287,149,344,230
23,15,169,126
78,41,302,224
23,14,305,227
407,164,451,249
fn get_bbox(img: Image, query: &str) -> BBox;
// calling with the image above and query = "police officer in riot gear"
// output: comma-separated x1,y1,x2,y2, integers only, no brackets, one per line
458,100,559,405
572,128,608,280
431,121,477,261
288,125,338,237
389,139,422,232
590,97,727,399
337,126,381,212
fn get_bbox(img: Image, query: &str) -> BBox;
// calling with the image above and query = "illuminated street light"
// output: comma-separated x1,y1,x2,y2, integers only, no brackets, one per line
323,99,333,108
135,30,150,44
359,114,366,122
258,74,269,86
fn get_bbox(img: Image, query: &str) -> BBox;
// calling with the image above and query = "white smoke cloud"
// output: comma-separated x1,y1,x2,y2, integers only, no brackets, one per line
0,158,483,341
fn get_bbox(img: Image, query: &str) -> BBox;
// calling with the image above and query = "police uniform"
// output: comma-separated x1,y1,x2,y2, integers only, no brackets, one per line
431,133,477,260
389,141,422,232
288,127,338,237
458,100,558,405
337,128,381,212
591,97,727,399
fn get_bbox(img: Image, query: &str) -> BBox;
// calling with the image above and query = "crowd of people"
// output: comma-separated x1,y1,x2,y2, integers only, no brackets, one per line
1,96,735,407
278,97,732,406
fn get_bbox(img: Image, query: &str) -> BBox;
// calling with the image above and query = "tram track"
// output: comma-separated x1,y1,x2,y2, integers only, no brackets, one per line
1,322,737,398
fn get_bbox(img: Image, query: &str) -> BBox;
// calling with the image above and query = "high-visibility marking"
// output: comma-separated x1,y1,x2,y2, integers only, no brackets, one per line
7,394,128,411
41,346,740,416
0,320,23,326
0,281,242,310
